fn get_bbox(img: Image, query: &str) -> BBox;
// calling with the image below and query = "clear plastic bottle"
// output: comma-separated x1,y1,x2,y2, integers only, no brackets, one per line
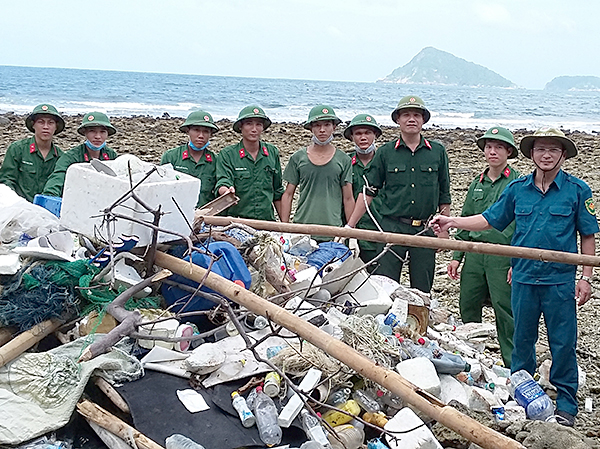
301,409,332,449
352,389,381,414
326,388,351,406
327,425,365,449
253,386,283,446
231,391,256,428
165,434,205,449
508,370,555,421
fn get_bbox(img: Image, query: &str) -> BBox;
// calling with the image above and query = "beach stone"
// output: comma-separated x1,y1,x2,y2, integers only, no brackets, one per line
0,116,10,126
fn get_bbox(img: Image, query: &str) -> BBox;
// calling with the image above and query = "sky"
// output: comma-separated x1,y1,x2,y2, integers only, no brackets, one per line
0,0,597,89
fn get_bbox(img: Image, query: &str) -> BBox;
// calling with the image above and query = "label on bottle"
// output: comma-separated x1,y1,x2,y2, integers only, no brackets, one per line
514,379,545,407
264,371,281,397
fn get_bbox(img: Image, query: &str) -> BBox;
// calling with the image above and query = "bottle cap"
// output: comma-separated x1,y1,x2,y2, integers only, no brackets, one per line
417,337,426,345
231,391,239,398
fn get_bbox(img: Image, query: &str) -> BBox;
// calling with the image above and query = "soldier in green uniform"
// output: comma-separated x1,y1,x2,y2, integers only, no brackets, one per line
347,96,451,293
0,104,65,202
344,113,383,263
215,105,284,220
43,112,118,197
447,126,520,367
161,110,219,208
281,105,354,233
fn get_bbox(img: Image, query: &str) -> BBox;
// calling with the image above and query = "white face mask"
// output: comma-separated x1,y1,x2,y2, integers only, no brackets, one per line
312,134,334,146
355,143,376,155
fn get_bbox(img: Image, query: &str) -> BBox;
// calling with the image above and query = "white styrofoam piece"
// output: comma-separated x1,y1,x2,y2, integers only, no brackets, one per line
137,318,180,350
321,252,364,295
185,342,226,374
396,358,441,398
60,157,199,246
290,266,322,296
468,386,501,412
384,407,442,449
439,374,469,406
336,269,392,316
278,368,322,428
0,252,21,275
504,402,527,423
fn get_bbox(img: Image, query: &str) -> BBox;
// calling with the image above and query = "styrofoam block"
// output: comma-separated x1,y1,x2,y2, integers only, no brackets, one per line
439,374,469,406
396,358,441,398
60,158,199,246
384,407,442,449
278,368,322,428
336,269,392,316
504,402,527,423
321,252,364,295
468,386,501,412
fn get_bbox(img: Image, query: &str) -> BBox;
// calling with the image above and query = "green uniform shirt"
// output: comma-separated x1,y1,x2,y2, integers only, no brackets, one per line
351,152,383,251
365,135,451,219
0,136,63,202
161,144,217,208
453,164,521,262
215,140,284,221
283,148,352,227
42,143,118,197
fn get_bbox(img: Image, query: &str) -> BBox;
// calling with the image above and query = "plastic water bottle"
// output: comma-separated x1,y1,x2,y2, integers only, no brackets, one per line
508,370,555,421
327,424,365,449
326,388,351,406
301,409,332,449
231,391,256,428
253,386,283,446
352,389,381,413
409,338,471,375
165,434,205,449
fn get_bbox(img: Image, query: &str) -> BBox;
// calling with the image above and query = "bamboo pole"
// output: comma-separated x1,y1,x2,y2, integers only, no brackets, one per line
77,399,163,449
0,326,16,347
93,377,130,413
0,319,62,368
154,251,524,449
200,216,600,267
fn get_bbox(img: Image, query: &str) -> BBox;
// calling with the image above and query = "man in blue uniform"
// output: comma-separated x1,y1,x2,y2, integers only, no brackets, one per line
431,127,598,426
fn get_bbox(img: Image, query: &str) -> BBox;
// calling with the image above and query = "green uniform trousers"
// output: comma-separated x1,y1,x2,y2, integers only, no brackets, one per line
373,216,436,293
460,252,514,367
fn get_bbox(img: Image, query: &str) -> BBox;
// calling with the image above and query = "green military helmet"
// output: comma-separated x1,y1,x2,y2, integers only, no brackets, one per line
233,105,272,133
343,113,383,141
476,126,518,158
179,110,219,133
25,103,65,134
520,127,578,159
304,104,342,130
391,95,431,124
77,112,117,136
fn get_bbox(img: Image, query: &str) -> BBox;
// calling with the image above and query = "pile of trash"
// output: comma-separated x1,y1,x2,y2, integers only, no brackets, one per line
0,156,591,449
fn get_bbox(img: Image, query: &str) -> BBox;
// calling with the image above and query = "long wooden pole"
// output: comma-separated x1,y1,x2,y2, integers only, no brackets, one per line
154,251,524,449
200,216,600,267
0,319,62,368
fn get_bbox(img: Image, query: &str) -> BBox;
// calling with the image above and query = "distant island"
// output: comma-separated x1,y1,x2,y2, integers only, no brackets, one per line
378,47,516,88
545,75,600,91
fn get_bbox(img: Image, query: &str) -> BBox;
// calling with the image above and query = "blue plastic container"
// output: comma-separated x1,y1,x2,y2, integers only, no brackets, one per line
33,194,62,217
161,241,251,313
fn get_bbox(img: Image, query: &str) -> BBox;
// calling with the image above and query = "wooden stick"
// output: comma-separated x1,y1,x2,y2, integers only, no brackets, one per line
154,251,524,449
93,377,130,413
77,399,164,449
200,216,600,267
0,319,62,368
0,326,17,347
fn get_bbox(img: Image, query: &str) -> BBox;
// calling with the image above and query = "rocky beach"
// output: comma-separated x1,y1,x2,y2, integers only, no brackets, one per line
2,113,600,441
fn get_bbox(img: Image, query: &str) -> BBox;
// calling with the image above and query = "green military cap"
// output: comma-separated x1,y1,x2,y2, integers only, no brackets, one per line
233,105,272,133
304,104,342,129
25,104,65,134
343,113,383,141
477,126,518,158
77,112,117,136
391,95,431,124
520,127,578,159
179,110,219,133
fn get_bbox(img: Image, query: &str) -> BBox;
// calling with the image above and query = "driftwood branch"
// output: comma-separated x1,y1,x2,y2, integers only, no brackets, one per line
0,319,62,368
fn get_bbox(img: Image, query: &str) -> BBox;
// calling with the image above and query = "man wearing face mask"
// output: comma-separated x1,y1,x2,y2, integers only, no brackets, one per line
347,96,451,293
215,105,283,220
281,105,354,236
43,112,118,197
161,110,219,208
0,104,65,202
345,114,383,263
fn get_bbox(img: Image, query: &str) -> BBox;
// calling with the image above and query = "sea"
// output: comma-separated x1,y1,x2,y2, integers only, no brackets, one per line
2,65,600,132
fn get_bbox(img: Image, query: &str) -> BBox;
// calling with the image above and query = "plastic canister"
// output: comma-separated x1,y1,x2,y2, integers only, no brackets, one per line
327,424,365,449
322,400,361,426
264,371,282,397
161,241,251,312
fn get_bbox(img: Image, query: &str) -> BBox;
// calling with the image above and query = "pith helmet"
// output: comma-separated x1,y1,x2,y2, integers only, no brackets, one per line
233,105,272,133
25,104,65,134
304,104,342,130
476,126,518,158
519,127,578,159
391,95,431,124
343,114,383,141
77,112,117,136
179,110,219,133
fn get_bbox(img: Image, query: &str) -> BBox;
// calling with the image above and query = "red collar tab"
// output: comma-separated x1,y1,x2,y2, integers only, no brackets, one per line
503,166,511,177
262,146,269,157
424,139,432,149
351,155,357,165
205,153,212,162
182,149,189,160
394,139,402,149
29,143,36,154
479,172,485,183
102,153,110,161
84,153,90,162
239,148,246,158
